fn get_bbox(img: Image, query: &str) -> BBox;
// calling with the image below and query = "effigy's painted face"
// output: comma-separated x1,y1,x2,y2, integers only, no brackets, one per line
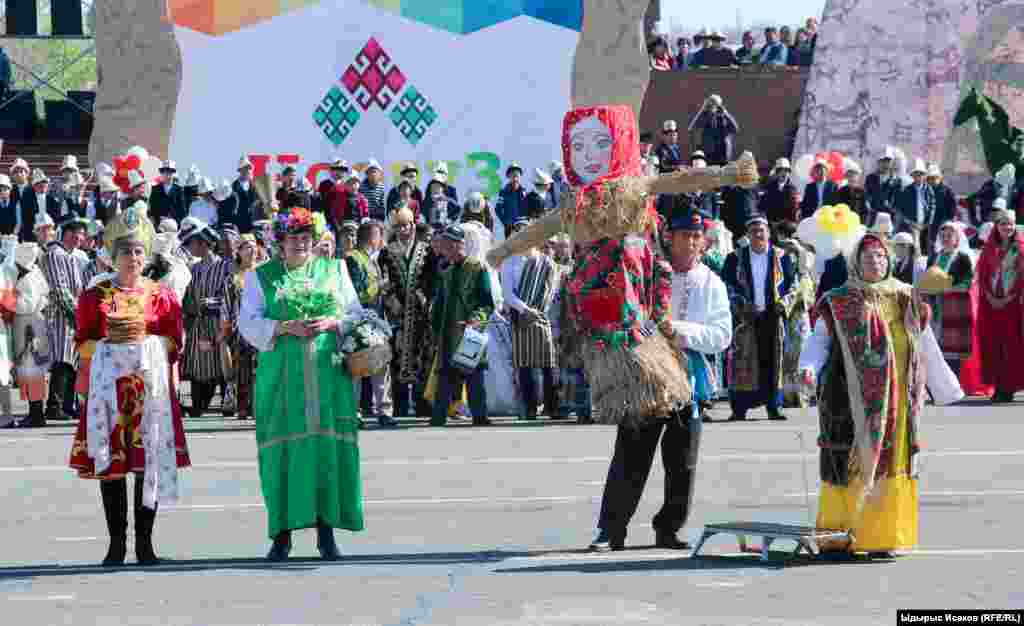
569,116,613,184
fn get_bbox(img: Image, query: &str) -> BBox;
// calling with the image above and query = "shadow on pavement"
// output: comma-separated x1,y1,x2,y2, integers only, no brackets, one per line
0,550,535,581
495,552,889,575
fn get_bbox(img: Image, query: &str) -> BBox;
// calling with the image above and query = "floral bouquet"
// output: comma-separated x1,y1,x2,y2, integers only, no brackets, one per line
335,309,392,378
276,277,339,321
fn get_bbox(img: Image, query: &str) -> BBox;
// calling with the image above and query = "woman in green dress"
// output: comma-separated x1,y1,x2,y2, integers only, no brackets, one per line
239,207,364,561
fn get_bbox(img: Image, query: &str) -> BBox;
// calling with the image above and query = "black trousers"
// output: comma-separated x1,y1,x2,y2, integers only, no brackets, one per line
518,367,559,416
597,408,702,538
46,362,77,418
432,366,487,423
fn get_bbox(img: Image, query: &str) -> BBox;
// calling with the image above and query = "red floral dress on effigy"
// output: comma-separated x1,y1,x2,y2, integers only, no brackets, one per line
69,278,191,479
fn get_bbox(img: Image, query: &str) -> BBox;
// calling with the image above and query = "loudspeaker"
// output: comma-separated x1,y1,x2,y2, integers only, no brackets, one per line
51,0,84,36
5,0,38,36
45,100,78,139
0,91,38,140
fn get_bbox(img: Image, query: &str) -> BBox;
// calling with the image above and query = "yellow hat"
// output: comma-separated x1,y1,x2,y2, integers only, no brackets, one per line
105,200,155,257
917,265,953,295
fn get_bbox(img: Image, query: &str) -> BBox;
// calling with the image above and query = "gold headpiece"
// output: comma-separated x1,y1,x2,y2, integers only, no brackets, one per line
105,200,156,257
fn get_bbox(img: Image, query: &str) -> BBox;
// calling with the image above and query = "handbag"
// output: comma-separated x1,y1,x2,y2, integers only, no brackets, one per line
451,325,488,374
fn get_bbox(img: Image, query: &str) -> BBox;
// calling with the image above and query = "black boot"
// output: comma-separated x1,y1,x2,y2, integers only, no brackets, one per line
23,401,45,428
316,520,342,561
133,477,160,566
100,479,128,567
266,530,292,562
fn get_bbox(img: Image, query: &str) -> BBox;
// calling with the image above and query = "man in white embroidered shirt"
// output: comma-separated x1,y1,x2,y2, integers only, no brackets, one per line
721,214,797,421
589,208,731,553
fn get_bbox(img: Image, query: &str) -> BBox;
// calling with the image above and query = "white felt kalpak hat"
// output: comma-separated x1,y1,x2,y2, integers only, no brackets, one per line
14,242,39,268
870,212,894,235
213,179,233,202
9,158,29,173
662,119,678,131
61,154,79,171
909,158,928,175
31,168,49,185
0,174,10,188
237,155,253,170
98,177,120,193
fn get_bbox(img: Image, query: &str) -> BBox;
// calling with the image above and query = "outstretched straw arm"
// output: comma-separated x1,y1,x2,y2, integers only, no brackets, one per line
646,151,760,195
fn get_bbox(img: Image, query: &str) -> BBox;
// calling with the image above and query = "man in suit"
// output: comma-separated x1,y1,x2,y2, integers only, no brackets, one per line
149,161,188,224
799,160,837,219
19,170,63,243
654,120,685,174
0,174,15,235
760,157,799,225
895,159,935,252
927,164,958,249
93,178,122,224
721,215,797,421
865,147,903,226
232,156,262,233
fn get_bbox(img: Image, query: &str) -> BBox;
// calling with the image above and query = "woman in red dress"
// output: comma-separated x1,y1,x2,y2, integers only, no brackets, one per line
69,201,190,566
975,208,1024,403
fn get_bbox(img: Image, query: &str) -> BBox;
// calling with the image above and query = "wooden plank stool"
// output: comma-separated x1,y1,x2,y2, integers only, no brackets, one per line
691,522,853,562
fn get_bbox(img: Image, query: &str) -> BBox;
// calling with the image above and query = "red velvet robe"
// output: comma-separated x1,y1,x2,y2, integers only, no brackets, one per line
69,278,191,479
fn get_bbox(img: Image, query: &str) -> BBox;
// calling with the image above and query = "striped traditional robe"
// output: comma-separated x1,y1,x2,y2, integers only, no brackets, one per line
512,253,561,369
39,241,85,365
182,254,232,383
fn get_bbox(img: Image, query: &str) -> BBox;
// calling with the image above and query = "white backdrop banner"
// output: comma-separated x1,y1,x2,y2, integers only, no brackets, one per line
169,0,582,203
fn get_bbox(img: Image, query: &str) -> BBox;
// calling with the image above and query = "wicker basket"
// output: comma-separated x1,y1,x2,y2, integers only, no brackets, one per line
346,343,392,378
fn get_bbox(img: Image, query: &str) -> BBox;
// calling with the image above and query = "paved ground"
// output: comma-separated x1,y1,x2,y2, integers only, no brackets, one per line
1,395,1023,626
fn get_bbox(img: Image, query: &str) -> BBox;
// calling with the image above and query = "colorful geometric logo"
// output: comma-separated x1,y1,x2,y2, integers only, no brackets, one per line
340,37,407,111
389,86,438,146
169,1,582,37
313,86,361,146
314,37,437,147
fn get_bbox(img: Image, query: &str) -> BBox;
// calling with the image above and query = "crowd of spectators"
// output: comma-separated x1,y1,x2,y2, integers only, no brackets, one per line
648,17,819,71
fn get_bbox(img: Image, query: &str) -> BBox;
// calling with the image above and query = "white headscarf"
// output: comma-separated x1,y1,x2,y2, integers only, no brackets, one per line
934,220,973,260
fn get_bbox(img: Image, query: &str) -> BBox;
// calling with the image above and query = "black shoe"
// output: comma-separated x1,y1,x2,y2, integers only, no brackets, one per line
589,529,625,552
577,414,594,424
135,534,161,566
867,551,895,560
102,535,127,567
727,414,746,422
429,417,446,427
376,415,399,429
701,415,713,423
767,410,788,421
473,417,492,426
654,531,691,550
818,549,855,562
134,480,161,566
266,531,292,562
316,522,342,561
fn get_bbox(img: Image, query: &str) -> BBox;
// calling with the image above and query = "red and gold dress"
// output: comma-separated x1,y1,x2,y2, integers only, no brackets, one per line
69,278,191,481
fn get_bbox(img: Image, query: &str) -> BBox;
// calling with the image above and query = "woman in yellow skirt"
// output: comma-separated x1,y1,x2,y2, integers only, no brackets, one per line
799,232,962,558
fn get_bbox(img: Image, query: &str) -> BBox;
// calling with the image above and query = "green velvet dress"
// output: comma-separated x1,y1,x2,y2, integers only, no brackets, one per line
252,256,364,539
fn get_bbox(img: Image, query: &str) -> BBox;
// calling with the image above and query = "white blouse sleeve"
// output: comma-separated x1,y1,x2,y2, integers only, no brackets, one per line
799,317,832,376
920,325,965,406
238,270,279,352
